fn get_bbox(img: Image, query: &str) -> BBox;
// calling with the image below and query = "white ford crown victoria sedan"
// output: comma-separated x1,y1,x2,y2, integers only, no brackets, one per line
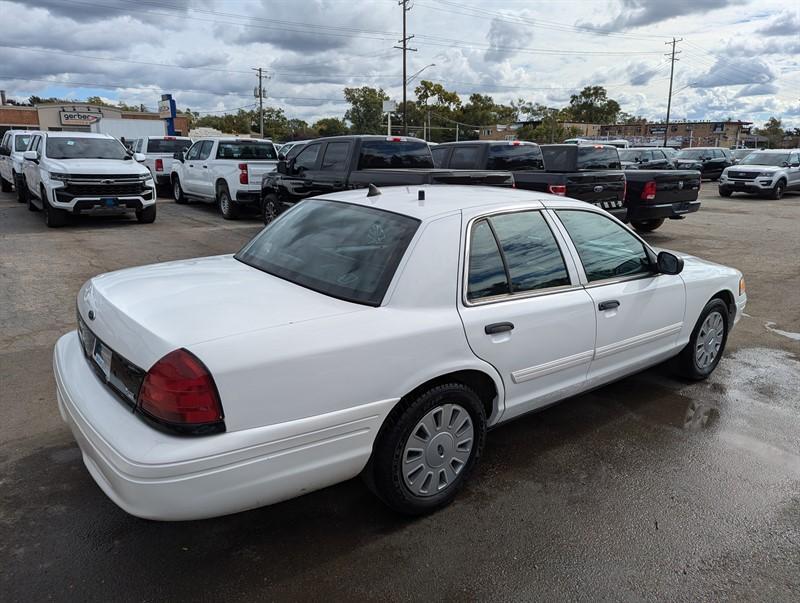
54,186,746,520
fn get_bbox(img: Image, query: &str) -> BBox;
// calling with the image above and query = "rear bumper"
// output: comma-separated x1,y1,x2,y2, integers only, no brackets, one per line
54,331,390,521
629,200,701,221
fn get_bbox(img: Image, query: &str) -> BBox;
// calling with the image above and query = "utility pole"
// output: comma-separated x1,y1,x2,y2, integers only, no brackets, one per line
252,67,266,138
395,0,416,135
663,37,682,148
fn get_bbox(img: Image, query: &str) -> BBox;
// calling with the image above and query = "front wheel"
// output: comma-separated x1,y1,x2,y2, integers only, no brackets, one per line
770,180,785,200
16,174,30,204
718,188,733,198
136,204,157,224
365,383,487,515
42,188,67,228
675,299,729,380
173,177,187,204
631,218,665,233
262,193,280,224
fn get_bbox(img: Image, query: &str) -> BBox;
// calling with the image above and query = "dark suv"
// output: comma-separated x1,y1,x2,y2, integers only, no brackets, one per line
618,147,675,170
674,147,733,180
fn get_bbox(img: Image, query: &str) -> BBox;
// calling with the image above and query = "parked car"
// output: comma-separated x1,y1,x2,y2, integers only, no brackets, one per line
618,147,675,170
730,148,757,164
0,130,36,199
719,149,800,199
277,140,308,159
54,185,746,520
19,132,156,227
131,136,192,192
623,169,702,231
170,137,279,219
674,147,733,180
524,144,627,220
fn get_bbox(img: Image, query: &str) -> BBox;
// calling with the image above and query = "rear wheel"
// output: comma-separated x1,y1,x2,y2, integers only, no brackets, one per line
675,299,729,380
217,183,239,220
365,382,487,515
262,193,279,224
0,175,10,193
136,204,157,224
42,187,67,228
770,179,785,200
173,177,186,204
631,218,665,232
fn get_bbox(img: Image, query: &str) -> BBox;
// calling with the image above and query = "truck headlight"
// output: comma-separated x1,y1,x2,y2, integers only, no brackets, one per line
49,172,69,182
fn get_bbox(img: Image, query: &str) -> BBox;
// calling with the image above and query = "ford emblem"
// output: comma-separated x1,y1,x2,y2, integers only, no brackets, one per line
678,181,684,189
88,310,95,321
593,185,603,193
101,179,113,185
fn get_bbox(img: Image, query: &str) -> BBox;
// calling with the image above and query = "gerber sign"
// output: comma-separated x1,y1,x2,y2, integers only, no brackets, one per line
60,111,101,126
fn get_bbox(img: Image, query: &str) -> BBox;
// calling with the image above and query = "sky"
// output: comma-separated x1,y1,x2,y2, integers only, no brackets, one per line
1,0,799,128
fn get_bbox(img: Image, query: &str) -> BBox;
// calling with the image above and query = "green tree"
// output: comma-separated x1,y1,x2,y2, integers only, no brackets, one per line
565,86,621,124
344,86,389,134
313,117,349,137
757,117,784,148
414,80,461,111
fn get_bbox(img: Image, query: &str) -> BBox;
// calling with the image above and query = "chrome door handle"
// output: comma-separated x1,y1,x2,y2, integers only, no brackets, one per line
485,322,514,335
598,300,620,311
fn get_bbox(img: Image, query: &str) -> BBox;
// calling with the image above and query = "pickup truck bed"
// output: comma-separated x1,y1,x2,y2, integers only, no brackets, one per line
624,169,701,231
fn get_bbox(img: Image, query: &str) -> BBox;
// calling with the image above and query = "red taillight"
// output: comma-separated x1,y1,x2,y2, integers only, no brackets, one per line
138,349,224,426
155,158,163,172
239,163,248,185
387,136,405,142
641,181,657,201
548,184,567,196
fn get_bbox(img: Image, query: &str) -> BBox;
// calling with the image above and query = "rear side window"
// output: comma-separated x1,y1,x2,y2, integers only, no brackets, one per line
216,141,277,160
294,143,321,171
467,220,509,300
147,139,192,154
431,146,449,168
487,144,544,170
449,146,481,169
576,147,620,170
357,140,433,170
321,142,350,171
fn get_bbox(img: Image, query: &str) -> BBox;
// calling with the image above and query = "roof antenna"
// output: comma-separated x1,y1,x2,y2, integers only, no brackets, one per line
367,183,381,197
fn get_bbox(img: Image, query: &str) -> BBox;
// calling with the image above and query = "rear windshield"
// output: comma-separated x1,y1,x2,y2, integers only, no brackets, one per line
576,147,621,170
15,135,32,151
357,140,433,170
146,139,192,154
236,199,420,306
488,144,544,170
46,137,128,160
216,141,277,160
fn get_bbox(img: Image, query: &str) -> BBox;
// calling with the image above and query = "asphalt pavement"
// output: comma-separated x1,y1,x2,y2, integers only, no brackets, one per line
1,186,798,601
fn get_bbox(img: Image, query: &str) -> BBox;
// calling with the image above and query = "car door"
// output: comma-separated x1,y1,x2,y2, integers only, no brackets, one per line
457,209,597,422
551,209,686,387
195,140,215,198
787,152,800,189
649,149,668,169
708,149,726,178
288,142,323,197
24,135,43,194
181,141,204,194
315,141,351,195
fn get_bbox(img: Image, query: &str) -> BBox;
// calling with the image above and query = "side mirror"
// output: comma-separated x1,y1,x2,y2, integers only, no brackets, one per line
133,152,146,163
23,150,38,162
657,251,684,275
0,147,9,157
173,151,185,162
277,153,286,161
791,162,800,168
276,159,287,174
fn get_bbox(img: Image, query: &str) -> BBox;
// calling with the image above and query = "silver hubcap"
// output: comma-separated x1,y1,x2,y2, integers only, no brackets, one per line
265,201,276,222
402,404,474,497
695,311,724,369
220,193,229,214
174,181,180,199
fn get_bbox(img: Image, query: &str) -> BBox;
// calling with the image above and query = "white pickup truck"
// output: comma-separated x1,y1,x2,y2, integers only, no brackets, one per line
0,130,36,200
130,136,192,192
19,131,156,228
170,137,279,219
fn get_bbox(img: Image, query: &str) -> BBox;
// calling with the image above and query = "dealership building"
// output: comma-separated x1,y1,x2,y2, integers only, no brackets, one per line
0,102,189,137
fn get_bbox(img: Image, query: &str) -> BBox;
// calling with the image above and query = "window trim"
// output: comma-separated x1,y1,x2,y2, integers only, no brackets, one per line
461,208,581,307
547,207,658,287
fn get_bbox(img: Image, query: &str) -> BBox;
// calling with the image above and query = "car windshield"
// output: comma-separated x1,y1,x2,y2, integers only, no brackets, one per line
676,149,709,159
46,137,128,160
216,141,277,160
14,136,32,151
739,153,790,166
236,199,420,306
146,139,192,154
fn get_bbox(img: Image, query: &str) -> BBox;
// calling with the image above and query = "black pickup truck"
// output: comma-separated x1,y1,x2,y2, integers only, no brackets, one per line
260,135,512,223
623,169,702,232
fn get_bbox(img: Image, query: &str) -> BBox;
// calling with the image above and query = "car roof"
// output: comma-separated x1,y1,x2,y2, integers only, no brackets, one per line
43,131,115,139
438,140,539,146
197,137,273,142
317,185,590,220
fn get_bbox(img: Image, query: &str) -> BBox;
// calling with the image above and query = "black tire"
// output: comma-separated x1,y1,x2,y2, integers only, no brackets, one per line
173,176,187,204
365,382,487,515
0,175,10,193
16,174,29,204
217,183,239,220
675,298,729,380
718,188,733,198
136,204,157,224
262,193,280,225
770,179,785,200
631,218,665,233
42,187,67,228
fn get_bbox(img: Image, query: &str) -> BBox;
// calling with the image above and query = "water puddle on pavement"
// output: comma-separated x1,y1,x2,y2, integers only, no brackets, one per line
764,321,800,342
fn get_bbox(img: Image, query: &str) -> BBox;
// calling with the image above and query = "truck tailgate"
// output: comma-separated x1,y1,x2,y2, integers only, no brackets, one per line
565,172,626,203
627,170,701,204
243,161,277,190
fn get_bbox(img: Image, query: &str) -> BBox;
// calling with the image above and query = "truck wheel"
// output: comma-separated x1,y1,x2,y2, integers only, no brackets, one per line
364,382,487,515
0,175,10,193
217,183,239,220
42,187,67,228
675,299,729,380
15,174,28,204
173,177,187,204
770,180,785,200
718,188,733,198
631,218,665,232
136,204,157,224
262,193,279,225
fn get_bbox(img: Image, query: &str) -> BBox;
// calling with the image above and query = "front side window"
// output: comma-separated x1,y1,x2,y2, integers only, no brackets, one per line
236,199,420,306
46,136,128,160
556,210,653,282
431,146,449,168
15,135,32,151
185,141,203,160
467,211,570,301
449,146,480,169
321,142,350,171
294,143,320,171
197,140,214,160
